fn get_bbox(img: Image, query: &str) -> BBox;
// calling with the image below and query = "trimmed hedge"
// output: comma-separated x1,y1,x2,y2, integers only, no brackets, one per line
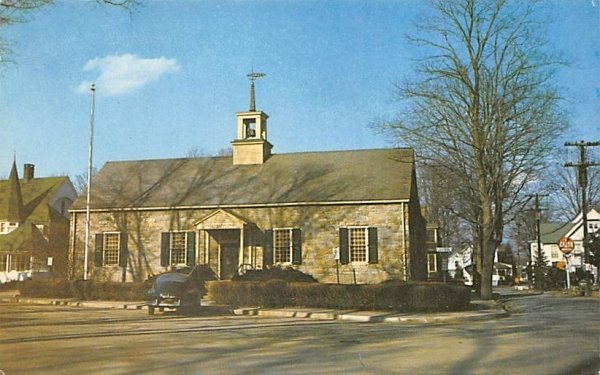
18,279,151,301
207,280,470,312
232,266,318,283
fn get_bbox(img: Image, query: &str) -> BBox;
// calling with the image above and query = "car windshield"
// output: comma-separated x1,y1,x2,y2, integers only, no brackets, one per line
154,273,189,294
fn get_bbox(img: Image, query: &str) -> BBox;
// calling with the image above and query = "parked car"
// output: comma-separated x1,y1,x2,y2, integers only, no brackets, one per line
146,271,201,315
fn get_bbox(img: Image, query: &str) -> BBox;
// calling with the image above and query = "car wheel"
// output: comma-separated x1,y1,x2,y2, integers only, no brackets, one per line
148,306,155,315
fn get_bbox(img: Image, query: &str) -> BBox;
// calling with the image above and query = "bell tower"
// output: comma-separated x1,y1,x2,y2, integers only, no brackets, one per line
231,72,273,165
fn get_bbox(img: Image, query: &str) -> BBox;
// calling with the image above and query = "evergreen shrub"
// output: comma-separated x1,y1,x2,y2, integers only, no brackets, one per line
207,281,470,312
18,279,150,301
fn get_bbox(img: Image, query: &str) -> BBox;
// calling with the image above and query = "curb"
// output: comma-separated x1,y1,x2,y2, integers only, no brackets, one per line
2,297,507,324
232,304,508,324
0,297,146,310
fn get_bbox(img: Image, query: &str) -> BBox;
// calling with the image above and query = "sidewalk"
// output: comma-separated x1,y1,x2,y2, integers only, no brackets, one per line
232,299,506,323
0,289,508,324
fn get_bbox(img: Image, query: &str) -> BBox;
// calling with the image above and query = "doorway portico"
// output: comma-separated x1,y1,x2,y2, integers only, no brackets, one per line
195,209,257,279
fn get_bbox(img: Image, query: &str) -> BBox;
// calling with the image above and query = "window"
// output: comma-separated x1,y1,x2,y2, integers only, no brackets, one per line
426,228,437,243
0,222,18,235
170,232,188,265
103,233,120,265
427,253,437,273
263,229,302,267
161,231,196,267
350,228,368,262
339,227,378,264
12,254,31,271
274,229,292,263
0,254,8,272
94,232,128,267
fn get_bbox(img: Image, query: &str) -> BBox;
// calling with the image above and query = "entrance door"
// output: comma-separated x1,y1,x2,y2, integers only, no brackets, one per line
220,244,239,280
217,229,240,280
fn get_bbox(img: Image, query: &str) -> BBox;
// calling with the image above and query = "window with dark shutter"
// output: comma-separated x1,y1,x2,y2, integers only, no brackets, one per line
186,231,196,266
368,227,378,264
263,229,273,267
339,228,349,264
292,228,302,265
94,233,104,267
160,232,170,267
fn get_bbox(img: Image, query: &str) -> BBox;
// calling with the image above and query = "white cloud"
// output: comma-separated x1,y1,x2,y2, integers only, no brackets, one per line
75,53,180,96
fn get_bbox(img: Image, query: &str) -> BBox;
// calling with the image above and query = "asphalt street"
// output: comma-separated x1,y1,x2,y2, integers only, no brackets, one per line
0,294,598,374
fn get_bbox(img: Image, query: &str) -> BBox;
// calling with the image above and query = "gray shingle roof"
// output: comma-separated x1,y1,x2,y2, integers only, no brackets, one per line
71,148,415,210
540,222,573,244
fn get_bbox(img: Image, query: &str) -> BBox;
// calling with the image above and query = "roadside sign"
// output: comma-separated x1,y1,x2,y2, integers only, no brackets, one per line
332,247,340,260
558,236,575,254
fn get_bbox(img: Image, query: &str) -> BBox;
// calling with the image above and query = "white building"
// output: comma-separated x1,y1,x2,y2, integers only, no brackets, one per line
530,209,599,283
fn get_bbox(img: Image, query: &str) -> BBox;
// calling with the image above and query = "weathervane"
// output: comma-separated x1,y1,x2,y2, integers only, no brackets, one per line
247,71,266,111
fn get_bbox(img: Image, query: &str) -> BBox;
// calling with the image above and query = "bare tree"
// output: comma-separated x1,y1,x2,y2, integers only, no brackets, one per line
72,167,97,195
419,163,471,249
380,0,567,299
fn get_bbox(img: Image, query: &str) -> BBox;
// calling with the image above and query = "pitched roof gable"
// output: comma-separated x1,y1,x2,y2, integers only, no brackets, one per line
0,176,68,223
2,161,24,222
540,222,573,243
72,148,415,210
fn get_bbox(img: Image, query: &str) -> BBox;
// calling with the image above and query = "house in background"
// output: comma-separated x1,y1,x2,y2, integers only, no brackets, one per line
531,209,600,283
0,161,77,283
425,222,441,280
69,85,428,284
447,245,473,285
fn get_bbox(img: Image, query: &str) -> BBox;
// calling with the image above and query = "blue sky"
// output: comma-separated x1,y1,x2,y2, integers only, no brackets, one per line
0,0,598,179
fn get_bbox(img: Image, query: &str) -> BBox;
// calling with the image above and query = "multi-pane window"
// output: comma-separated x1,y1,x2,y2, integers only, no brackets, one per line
349,227,368,263
12,254,31,271
170,232,188,265
426,228,437,243
274,229,292,263
103,233,120,266
0,254,8,272
339,227,378,265
95,232,128,268
160,231,196,267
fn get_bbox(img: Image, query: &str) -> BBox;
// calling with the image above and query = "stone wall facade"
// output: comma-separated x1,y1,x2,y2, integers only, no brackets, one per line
70,202,427,284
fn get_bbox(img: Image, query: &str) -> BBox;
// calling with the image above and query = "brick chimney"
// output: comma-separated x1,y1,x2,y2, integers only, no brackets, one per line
23,164,35,182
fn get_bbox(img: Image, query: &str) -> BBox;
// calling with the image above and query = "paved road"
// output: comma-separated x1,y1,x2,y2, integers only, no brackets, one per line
0,294,598,374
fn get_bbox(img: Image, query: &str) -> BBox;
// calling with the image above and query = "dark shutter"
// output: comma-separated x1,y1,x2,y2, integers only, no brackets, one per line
119,232,128,268
186,231,196,266
160,232,171,267
339,228,349,264
94,233,104,267
368,227,378,264
292,228,302,265
263,229,273,268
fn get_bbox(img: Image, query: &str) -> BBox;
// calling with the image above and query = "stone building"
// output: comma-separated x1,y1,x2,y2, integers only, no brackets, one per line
0,161,76,282
69,86,427,284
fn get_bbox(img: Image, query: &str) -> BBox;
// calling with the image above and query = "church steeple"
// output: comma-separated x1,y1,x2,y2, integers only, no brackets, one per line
5,159,24,223
231,72,273,165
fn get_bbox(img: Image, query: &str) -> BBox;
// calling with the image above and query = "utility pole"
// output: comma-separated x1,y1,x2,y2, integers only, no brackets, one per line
526,193,548,290
565,140,600,297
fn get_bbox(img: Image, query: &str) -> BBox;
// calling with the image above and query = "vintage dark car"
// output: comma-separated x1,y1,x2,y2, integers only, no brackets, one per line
146,271,201,315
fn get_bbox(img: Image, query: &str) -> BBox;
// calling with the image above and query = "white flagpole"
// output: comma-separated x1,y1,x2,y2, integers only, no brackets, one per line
83,83,96,281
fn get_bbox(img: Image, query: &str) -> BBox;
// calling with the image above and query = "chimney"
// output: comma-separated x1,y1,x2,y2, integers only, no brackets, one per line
23,164,35,182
